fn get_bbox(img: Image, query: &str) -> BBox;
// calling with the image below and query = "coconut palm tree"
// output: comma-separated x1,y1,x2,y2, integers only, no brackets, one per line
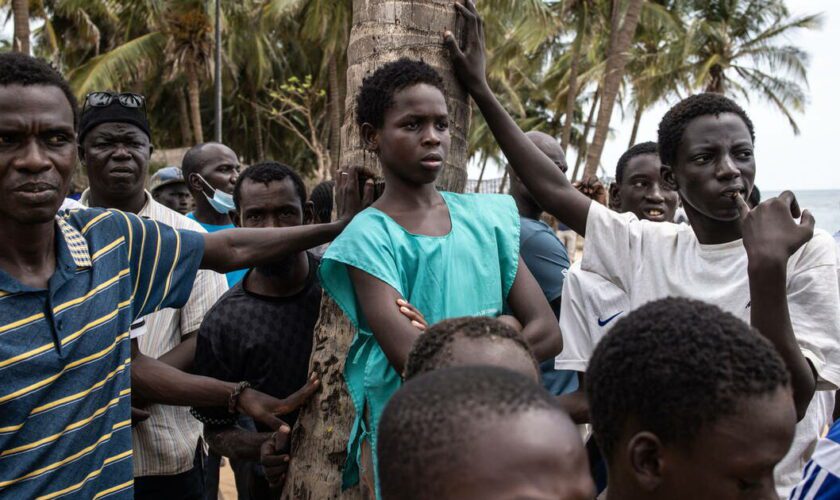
682,0,821,134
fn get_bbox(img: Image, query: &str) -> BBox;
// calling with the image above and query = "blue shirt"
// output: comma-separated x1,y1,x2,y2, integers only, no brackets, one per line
790,420,840,499
518,216,576,395
0,209,204,499
186,213,247,286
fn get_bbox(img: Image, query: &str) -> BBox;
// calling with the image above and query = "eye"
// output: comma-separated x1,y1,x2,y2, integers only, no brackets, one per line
246,214,263,221
734,149,753,160
436,120,449,131
404,121,419,131
46,134,71,146
632,180,648,188
691,154,711,164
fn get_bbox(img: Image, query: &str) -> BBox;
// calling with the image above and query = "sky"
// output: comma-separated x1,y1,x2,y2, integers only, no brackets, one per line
2,1,837,191
469,0,840,191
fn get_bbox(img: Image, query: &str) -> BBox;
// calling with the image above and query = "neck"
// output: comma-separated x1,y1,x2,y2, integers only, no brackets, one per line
377,172,441,211
89,189,146,214
683,202,742,244
0,217,56,288
244,252,310,298
513,196,542,221
193,196,233,226
602,476,647,500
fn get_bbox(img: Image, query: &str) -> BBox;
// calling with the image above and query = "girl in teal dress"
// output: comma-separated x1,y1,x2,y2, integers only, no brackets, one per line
319,59,561,494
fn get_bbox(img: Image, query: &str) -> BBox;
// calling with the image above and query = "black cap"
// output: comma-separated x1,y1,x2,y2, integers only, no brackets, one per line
78,100,151,143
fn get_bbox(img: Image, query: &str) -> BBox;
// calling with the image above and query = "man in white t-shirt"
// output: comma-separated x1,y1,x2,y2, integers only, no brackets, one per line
456,44,840,497
555,141,680,424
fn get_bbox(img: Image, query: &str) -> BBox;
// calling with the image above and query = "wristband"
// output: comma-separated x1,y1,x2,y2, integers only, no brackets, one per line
228,381,251,414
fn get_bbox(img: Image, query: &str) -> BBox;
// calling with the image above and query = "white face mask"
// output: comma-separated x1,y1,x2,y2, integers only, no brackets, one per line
196,174,235,214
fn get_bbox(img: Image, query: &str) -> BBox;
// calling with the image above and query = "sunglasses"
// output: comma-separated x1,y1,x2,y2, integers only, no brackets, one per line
83,92,147,114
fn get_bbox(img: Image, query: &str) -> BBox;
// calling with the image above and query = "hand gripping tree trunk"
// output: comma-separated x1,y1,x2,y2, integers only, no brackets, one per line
281,1,470,498
583,0,644,178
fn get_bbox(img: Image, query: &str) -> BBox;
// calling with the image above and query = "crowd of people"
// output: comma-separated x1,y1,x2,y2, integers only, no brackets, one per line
1,1,839,499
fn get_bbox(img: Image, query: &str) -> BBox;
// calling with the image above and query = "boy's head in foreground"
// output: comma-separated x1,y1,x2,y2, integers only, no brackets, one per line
404,316,539,381
379,366,594,500
587,297,795,499
658,93,756,226
356,58,449,186
610,141,679,222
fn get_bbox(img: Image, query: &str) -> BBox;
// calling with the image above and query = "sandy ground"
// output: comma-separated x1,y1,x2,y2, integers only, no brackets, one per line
218,460,238,499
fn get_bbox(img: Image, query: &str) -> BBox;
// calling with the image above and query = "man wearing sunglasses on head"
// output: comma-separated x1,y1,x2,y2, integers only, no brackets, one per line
0,53,372,499
77,91,231,499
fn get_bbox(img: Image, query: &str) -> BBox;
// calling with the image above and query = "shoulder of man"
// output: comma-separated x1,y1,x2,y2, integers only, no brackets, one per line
143,197,208,233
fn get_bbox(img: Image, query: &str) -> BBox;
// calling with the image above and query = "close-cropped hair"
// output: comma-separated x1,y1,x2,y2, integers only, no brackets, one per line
0,52,79,128
378,366,560,500
615,141,659,184
355,58,446,129
586,297,789,461
657,93,755,168
233,161,307,210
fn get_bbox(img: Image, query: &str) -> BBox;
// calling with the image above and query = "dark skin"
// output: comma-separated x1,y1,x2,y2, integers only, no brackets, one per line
354,82,561,374
610,153,679,222
448,0,815,420
152,182,194,215
509,131,568,316
607,387,796,500
186,142,241,226
78,119,326,429
203,177,316,490
0,84,371,430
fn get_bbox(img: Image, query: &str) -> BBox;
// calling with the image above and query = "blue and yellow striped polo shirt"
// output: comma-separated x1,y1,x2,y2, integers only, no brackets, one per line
0,208,204,499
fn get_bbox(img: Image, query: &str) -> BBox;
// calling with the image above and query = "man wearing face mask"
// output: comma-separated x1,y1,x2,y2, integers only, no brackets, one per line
182,142,247,286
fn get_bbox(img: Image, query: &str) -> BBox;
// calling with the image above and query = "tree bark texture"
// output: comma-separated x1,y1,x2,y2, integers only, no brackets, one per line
583,0,644,177
282,1,471,498
12,0,30,55
176,86,193,146
628,104,643,148
572,87,600,182
328,56,343,180
187,68,204,144
560,14,585,153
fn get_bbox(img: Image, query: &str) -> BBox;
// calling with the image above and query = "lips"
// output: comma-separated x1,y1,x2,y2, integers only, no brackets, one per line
420,153,444,170
13,182,58,204
721,186,746,199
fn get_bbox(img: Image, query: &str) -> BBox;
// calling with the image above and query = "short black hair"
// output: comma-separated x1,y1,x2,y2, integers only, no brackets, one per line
616,141,658,184
181,142,224,181
748,185,761,208
355,58,446,129
404,316,536,380
233,161,307,210
379,366,560,500
309,180,335,223
0,52,79,128
586,297,789,461
657,93,755,168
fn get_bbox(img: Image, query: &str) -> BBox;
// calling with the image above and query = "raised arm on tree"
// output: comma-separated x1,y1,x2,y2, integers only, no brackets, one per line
444,0,591,235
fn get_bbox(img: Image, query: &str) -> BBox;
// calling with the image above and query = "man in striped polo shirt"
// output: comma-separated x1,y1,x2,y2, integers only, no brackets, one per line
0,53,368,499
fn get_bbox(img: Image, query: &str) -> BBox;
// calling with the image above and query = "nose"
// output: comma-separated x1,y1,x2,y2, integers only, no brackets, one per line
645,182,665,203
12,137,52,174
715,154,741,180
112,144,132,160
421,125,441,146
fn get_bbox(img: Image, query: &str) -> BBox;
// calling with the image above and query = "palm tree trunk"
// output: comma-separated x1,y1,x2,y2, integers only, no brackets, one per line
186,68,204,144
176,86,193,146
251,86,265,161
561,14,586,153
583,0,644,178
12,0,30,55
281,1,471,497
474,155,489,193
628,104,643,148
328,56,342,180
572,88,600,182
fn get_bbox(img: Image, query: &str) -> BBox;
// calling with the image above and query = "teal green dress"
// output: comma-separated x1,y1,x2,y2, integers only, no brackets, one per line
318,191,521,490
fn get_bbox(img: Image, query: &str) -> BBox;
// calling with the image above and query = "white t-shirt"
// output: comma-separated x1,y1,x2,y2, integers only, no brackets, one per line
581,202,840,497
555,261,628,372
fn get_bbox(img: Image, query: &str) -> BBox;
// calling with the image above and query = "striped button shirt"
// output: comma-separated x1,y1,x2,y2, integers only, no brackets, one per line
790,420,840,499
0,208,204,499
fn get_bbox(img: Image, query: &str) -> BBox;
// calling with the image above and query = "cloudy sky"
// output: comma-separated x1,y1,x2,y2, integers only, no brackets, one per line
2,1,836,191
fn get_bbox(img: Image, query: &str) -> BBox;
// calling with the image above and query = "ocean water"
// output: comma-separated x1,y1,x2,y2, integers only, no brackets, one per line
764,190,840,235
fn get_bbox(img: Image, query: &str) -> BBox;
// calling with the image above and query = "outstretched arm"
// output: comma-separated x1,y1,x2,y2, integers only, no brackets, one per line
738,192,816,421
131,339,319,429
506,257,563,361
445,1,591,235
201,166,374,273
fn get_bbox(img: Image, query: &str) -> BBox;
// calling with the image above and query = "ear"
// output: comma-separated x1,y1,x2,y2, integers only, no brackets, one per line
360,123,379,152
188,172,203,193
303,200,316,225
232,210,242,228
148,144,155,156
608,182,621,210
627,432,666,492
660,164,679,192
